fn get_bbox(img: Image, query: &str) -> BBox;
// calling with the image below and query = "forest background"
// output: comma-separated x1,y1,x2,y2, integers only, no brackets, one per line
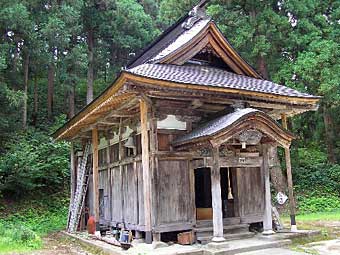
0,0,339,252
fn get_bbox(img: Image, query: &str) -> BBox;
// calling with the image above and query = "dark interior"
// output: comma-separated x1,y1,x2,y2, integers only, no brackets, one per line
195,167,235,218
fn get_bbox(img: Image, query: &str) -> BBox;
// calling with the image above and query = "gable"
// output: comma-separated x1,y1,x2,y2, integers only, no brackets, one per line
128,5,261,78
154,22,261,78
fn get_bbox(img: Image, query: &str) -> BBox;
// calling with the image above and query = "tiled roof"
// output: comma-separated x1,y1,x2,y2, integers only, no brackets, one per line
173,108,259,144
149,19,211,62
127,4,211,68
126,63,318,99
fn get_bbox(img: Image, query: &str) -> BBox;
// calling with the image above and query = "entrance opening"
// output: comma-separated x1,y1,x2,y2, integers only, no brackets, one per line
195,168,212,220
194,167,236,220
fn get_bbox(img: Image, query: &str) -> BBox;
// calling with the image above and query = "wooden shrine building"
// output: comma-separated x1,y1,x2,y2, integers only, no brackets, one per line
54,2,320,244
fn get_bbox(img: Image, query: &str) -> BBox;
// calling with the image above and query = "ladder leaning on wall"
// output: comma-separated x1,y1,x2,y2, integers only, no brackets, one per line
67,143,91,232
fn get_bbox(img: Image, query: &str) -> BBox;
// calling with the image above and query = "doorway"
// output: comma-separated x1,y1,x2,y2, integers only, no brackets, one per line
195,167,212,220
194,167,236,220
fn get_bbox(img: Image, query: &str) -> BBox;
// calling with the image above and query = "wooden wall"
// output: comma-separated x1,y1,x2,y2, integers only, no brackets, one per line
84,113,266,234
236,167,265,223
109,161,145,230
153,159,194,232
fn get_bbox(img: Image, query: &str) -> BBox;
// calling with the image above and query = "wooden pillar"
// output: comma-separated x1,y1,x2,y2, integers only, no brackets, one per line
189,160,196,227
211,146,225,242
70,142,76,204
106,134,112,223
140,99,152,244
281,113,297,231
262,144,274,234
92,127,100,231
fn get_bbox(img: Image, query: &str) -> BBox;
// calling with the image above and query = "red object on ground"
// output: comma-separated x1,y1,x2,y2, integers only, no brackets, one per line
87,216,96,234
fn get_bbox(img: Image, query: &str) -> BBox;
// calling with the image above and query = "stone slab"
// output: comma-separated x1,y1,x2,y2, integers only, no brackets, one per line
299,238,340,255
236,248,309,255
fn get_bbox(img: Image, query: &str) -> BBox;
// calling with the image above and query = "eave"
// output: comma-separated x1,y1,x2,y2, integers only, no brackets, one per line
53,72,320,141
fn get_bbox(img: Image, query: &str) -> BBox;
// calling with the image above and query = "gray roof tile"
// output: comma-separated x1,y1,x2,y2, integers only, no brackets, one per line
173,108,259,144
127,63,318,99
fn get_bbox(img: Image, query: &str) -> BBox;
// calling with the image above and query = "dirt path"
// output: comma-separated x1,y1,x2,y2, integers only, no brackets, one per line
11,233,96,255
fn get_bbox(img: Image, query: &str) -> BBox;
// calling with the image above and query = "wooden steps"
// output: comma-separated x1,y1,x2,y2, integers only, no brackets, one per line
194,219,254,244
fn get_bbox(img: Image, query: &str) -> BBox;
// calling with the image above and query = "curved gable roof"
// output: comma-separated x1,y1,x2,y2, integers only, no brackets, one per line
173,108,295,148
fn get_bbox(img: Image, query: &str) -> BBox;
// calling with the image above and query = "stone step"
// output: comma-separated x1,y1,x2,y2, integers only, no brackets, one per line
197,232,256,245
196,217,241,227
194,224,249,238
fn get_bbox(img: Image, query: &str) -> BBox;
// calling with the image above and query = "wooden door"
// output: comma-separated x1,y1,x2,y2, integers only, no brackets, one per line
236,167,264,223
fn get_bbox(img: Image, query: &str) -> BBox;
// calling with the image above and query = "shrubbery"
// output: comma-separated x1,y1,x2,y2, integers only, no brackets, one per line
0,128,70,198
292,147,340,213
0,193,68,253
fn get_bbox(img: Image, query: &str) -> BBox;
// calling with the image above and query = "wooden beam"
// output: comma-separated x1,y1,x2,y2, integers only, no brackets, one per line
281,113,297,231
211,146,225,242
262,144,274,234
140,98,152,243
92,127,100,231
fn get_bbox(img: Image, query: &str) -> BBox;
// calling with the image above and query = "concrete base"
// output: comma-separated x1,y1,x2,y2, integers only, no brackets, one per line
207,241,229,250
211,236,226,242
291,225,298,232
61,229,321,255
262,230,275,235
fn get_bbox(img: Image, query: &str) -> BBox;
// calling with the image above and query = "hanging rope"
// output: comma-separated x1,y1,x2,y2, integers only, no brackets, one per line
227,167,234,200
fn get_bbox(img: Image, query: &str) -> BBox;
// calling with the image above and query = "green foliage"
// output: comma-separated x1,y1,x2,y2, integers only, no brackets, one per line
0,193,69,253
293,147,340,196
0,128,70,198
297,195,340,214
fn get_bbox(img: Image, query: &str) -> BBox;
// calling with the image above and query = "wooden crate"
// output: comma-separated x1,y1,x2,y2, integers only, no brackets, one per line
177,231,194,245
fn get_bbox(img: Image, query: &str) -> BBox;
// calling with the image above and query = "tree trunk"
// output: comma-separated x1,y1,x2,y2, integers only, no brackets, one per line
32,74,38,126
323,105,336,163
257,55,269,79
47,63,55,120
22,52,29,130
87,29,94,104
68,82,75,118
268,146,287,193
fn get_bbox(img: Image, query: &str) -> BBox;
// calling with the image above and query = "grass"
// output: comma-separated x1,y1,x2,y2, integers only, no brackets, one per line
281,210,340,253
0,193,69,254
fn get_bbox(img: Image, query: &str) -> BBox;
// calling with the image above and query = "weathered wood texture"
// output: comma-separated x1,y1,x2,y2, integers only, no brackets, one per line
236,167,264,223
122,163,138,224
140,99,152,235
281,113,296,227
262,144,273,231
92,128,99,224
110,166,123,223
211,147,224,239
154,160,193,229
70,143,76,205
98,170,110,224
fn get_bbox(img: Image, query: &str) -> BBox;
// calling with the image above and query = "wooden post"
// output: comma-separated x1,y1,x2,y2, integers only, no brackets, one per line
70,142,76,204
106,133,112,223
92,127,100,231
262,144,274,234
189,160,196,227
140,99,152,244
281,113,297,231
211,146,225,242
